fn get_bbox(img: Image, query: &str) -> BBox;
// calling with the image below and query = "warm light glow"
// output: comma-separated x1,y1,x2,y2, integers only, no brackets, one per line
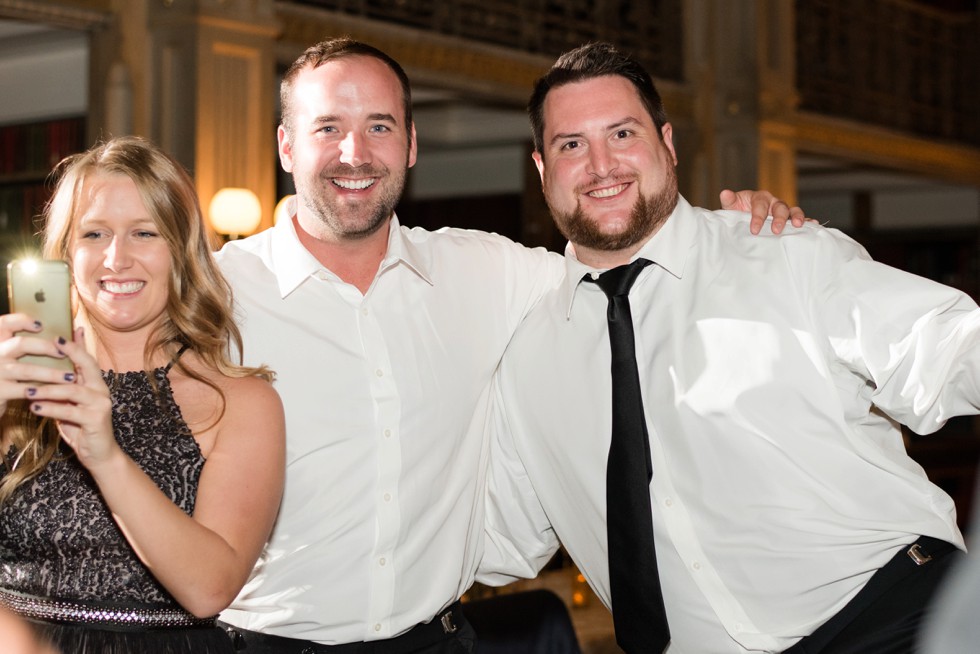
571,570,590,608
274,194,295,225
209,188,262,237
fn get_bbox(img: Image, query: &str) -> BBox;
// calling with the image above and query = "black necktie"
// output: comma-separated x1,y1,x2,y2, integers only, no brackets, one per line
585,258,670,654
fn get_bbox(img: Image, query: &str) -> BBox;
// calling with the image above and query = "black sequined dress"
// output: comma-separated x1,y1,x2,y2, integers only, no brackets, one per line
0,356,234,653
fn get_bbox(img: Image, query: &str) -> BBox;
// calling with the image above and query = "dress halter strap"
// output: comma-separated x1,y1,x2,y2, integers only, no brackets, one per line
164,344,190,373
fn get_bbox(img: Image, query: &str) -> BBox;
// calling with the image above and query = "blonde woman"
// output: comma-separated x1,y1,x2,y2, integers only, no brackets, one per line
0,137,285,653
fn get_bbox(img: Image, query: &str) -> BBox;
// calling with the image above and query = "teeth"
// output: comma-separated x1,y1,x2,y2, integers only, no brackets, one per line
588,184,627,199
102,281,144,294
333,178,375,190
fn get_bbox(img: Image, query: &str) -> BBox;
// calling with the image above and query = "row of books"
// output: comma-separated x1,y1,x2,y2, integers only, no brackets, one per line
0,116,86,178
0,182,48,236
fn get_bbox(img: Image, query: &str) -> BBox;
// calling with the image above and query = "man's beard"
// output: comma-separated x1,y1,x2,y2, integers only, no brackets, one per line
294,162,407,240
547,164,679,252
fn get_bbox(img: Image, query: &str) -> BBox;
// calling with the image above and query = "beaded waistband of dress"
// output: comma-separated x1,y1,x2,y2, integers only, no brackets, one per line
0,588,217,630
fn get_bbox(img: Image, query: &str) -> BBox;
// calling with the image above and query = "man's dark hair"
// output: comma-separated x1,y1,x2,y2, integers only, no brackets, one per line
280,37,413,144
528,42,668,155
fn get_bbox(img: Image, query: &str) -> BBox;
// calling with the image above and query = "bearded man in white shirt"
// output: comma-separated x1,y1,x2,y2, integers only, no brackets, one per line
213,37,804,654
482,42,974,654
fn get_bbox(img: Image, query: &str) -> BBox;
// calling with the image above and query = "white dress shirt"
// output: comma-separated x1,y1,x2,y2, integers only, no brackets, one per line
215,213,563,643
481,196,974,653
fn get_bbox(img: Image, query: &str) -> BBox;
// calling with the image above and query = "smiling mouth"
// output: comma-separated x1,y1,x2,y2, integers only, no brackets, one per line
101,280,144,294
332,178,376,190
586,183,629,199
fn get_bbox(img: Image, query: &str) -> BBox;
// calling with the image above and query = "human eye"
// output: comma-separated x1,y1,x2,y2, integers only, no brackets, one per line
369,123,392,134
559,140,581,152
134,226,160,239
614,129,634,140
79,228,107,240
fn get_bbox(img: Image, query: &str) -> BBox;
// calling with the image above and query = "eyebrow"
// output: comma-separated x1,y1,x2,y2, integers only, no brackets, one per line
311,113,399,126
77,215,156,225
548,116,642,148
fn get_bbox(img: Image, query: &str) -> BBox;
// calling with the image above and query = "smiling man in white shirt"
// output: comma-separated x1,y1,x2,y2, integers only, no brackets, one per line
214,37,805,654
481,42,975,654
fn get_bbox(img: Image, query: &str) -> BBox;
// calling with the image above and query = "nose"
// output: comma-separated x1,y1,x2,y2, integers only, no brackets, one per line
103,236,132,272
338,131,368,167
586,143,618,179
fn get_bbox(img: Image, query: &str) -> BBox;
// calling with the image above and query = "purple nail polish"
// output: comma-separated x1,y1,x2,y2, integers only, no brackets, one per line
26,387,36,397
64,372,75,382
57,336,67,346
32,403,41,412
33,320,42,329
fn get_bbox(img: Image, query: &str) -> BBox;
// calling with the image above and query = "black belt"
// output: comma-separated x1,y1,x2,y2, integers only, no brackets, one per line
220,602,465,653
784,535,958,653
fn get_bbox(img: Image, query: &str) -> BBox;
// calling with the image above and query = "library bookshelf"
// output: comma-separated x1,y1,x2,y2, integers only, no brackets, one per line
0,116,86,311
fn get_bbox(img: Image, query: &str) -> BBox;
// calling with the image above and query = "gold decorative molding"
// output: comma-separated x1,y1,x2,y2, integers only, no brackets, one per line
195,13,278,232
0,0,110,28
196,12,280,38
276,5,550,103
795,112,980,187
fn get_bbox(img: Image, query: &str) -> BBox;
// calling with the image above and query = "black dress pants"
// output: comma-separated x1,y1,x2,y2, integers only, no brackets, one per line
785,537,961,654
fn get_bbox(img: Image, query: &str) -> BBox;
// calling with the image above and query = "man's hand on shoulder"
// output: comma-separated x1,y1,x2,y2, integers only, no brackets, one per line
720,189,810,235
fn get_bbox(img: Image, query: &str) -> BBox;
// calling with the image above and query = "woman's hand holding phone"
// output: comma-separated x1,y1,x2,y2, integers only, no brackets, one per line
24,328,118,471
0,313,76,417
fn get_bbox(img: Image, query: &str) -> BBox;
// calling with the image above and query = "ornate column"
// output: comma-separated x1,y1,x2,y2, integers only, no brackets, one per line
684,0,798,207
192,0,279,232
756,0,800,206
104,0,279,233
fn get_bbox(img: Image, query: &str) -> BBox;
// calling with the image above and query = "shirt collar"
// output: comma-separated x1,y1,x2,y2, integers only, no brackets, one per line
559,194,697,318
381,219,433,286
269,211,432,298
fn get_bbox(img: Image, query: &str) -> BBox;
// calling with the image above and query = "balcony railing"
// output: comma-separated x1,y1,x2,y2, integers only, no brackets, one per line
287,0,978,148
286,0,684,81
796,0,980,146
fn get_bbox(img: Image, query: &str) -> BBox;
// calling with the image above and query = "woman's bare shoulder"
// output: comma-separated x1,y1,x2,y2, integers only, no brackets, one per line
170,352,283,448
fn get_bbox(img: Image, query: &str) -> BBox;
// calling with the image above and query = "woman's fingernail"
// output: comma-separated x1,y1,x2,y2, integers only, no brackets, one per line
64,372,75,382
31,403,41,412
33,320,42,329
26,387,36,397
57,336,66,345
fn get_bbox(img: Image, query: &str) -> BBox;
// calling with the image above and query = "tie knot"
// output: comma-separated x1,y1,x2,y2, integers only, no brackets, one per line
587,258,651,298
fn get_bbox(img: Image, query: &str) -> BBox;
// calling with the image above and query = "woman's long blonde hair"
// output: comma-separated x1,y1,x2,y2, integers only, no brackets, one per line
0,136,271,503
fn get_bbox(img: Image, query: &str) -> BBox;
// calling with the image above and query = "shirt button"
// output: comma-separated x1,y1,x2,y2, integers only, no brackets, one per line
379,557,386,566
664,498,673,507
692,561,701,570
383,493,392,502
384,429,392,438
376,369,384,377
361,307,369,316
374,624,382,632
735,622,743,632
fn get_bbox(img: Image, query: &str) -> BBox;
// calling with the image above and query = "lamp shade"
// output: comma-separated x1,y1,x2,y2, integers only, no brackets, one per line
209,187,262,236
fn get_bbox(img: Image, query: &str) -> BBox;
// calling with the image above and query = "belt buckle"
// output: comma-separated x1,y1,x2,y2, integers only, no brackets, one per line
907,543,933,566
440,609,458,634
